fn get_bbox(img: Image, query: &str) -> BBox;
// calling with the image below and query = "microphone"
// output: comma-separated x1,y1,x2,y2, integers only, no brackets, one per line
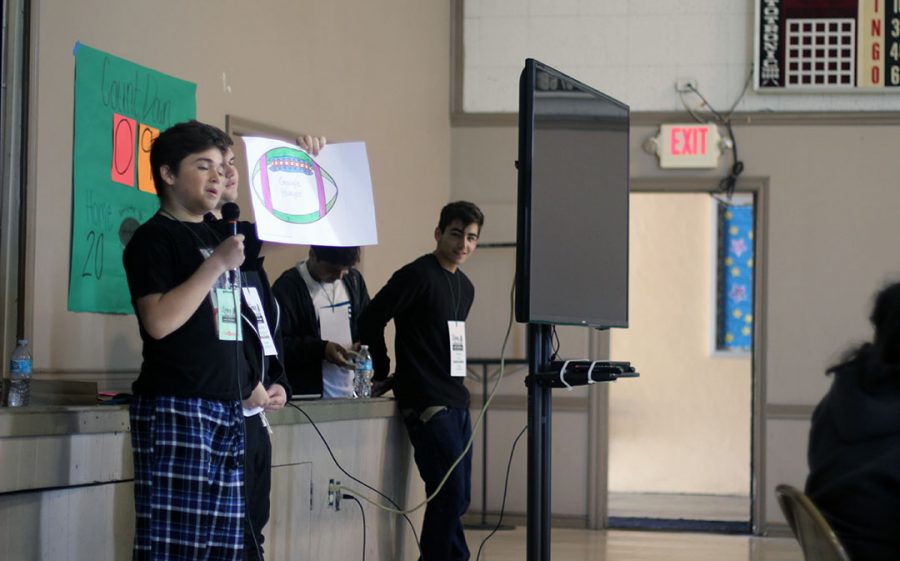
220,202,241,285
221,202,240,236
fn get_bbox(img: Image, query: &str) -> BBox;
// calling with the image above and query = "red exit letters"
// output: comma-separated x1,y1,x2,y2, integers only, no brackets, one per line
669,126,709,156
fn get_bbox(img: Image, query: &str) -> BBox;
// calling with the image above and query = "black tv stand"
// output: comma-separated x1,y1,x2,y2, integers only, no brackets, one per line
525,324,638,561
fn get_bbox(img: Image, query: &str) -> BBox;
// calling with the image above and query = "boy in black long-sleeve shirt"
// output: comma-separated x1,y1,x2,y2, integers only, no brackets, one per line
359,201,484,561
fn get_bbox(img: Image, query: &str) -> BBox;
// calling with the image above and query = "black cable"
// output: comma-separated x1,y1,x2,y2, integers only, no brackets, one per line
684,83,744,200
344,494,367,561
716,121,743,199
684,83,725,123
287,402,422,554
475,424,528,561
550,326,560,361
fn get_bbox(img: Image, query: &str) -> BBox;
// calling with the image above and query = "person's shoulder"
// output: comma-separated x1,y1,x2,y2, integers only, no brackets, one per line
273,265,303,289
274,265,298,281
136,212,168,231
123,215,179,273
394,254,435,279
347,267,367,283
410,253,439,272
374,256,429,292
458,268,475,289
125,213,169,249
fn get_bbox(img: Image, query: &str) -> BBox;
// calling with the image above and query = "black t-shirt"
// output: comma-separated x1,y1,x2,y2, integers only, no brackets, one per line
204,214,291,398
359,253,474,410
123,213,254,401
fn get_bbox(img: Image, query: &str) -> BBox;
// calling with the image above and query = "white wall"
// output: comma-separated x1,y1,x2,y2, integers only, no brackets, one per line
463,0,900,113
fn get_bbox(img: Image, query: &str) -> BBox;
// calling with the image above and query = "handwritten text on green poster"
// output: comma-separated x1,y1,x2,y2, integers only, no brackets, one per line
69,43,196,314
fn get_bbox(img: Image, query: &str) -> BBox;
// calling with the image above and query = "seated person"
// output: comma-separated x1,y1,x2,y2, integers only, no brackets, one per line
273,246,370,398
806,281,900,561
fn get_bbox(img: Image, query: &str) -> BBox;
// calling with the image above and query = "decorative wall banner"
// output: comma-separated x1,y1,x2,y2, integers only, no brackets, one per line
755,0,900,90
69,43,196,314
241,136,378,246
716,201,754,353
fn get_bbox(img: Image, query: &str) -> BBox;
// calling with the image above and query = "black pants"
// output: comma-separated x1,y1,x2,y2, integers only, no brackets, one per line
244,413,272,561
404,407,473,561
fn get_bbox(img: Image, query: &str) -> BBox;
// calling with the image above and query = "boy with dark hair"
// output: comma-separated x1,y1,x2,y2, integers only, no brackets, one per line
273,245,370,398
123,120,268,561
437,200,485,235
359,200,484,561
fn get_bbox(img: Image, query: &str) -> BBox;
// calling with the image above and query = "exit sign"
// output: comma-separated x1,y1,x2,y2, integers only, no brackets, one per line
654,123,722,169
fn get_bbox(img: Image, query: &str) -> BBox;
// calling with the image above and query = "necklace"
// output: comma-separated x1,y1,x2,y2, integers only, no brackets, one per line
319,280,337,309
158,210,222,250
444,270,461,320
303,261,337,309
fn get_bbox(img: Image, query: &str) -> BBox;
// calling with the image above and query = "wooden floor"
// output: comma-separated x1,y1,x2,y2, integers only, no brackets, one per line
464,526,803,561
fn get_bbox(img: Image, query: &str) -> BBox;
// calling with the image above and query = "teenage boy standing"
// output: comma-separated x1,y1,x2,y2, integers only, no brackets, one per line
123,120,266,561
359,201,484,561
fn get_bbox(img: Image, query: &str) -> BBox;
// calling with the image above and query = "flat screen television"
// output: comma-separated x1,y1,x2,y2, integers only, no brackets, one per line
515,59,630,328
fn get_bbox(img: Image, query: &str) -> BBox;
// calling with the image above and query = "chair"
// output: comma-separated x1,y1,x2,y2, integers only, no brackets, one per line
775,484,851,561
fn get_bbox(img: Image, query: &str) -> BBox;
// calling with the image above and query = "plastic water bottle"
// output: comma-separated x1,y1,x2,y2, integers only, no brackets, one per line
8,339,32,407
354,345,374,399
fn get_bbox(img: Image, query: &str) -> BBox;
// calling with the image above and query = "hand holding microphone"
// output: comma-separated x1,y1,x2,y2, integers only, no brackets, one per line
214,202,245,274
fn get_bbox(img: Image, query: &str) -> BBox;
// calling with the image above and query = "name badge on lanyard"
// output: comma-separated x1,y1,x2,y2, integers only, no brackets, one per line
242,287,278,356
448,320,467,377
215,287,243,341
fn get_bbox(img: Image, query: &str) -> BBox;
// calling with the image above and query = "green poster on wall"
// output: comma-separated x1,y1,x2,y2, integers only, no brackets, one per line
69,43,196,314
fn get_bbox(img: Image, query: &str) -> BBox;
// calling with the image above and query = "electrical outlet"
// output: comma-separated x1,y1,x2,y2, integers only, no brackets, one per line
327,478,342,511
675,79,698,93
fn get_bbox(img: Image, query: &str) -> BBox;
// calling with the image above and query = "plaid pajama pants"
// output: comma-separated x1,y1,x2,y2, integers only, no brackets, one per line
130,395,245,561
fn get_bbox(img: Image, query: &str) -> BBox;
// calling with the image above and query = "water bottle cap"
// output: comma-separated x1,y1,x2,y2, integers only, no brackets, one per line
360,344,368,351
17,339,28,345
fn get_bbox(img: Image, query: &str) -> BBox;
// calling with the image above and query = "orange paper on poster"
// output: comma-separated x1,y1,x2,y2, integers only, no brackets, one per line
111,114,136,186
137,124,160,194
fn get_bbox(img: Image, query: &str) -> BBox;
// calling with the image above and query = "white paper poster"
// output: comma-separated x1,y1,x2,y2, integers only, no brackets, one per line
241,136,378,246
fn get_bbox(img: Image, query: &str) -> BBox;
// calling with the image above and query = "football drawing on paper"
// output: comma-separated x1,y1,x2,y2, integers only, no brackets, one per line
242,136,378,246
250,146,337,224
